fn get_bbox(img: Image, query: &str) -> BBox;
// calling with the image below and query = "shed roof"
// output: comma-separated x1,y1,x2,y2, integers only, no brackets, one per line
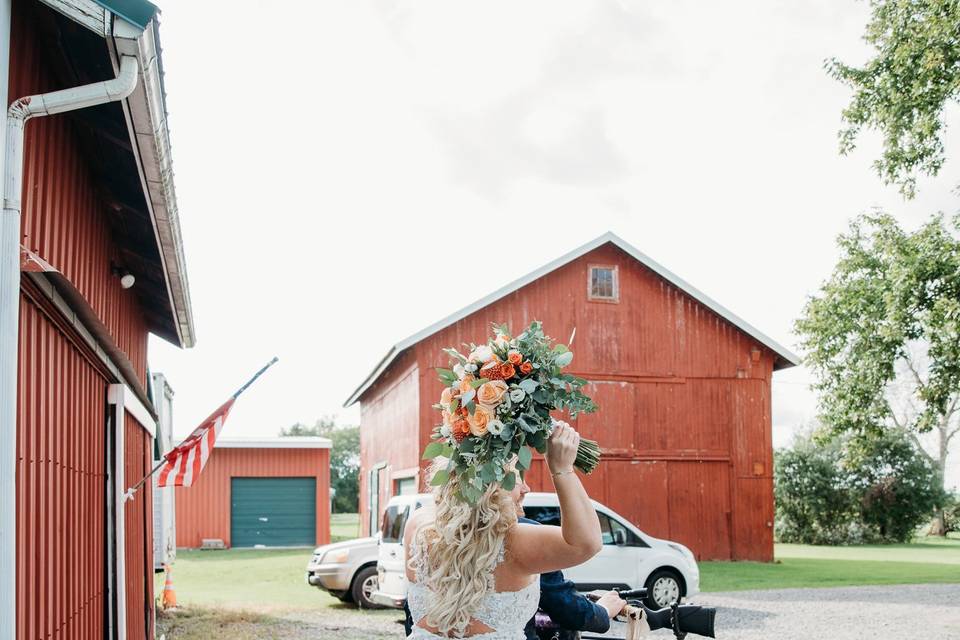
216,437,332,449
345,232,800,407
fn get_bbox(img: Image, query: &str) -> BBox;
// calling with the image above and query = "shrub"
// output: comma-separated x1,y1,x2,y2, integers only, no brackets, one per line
774,429,947,544
774,437,860,544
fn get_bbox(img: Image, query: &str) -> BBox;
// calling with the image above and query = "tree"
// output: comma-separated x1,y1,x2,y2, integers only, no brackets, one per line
774,431,858,544
828,0,960,198
775,427,947,543
280,417,360,513
794,212,960,532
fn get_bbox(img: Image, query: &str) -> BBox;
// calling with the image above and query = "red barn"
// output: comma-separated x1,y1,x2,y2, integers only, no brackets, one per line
346,233,797,562
0,1,193,638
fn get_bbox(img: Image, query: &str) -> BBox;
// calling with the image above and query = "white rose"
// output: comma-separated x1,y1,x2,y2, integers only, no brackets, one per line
487,419,504,436
469,345,494,363
453,363,466,379
509,388,525,402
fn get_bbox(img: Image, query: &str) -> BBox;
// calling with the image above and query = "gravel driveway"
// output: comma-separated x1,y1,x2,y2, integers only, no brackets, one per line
649,584,960,640
288,584,960,640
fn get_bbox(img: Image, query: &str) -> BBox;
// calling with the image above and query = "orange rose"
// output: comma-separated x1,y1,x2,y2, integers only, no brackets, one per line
499,363,516,379
468,405,493,437
459,375,476,394
520,361,533,374
476,380,508,407
507,350,523,365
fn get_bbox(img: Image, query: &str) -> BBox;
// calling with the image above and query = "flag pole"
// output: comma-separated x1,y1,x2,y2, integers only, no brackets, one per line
122,357,279,501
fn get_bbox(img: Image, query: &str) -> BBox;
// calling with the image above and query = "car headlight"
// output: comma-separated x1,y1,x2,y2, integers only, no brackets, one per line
668,543,696,564
320,549,349,564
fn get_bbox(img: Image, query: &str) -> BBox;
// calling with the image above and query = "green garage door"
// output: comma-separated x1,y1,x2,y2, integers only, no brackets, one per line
231,477,316,547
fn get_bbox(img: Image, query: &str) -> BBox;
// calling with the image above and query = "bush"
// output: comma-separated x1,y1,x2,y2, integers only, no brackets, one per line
775,429,946,544
774,439,860,544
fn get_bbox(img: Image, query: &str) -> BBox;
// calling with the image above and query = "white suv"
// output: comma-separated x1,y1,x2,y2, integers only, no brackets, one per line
373,492,700,610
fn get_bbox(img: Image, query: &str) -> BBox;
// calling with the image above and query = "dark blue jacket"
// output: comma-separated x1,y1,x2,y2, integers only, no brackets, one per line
402,517,609,639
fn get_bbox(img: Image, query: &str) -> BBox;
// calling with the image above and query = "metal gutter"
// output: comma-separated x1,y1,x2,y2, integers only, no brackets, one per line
111,16,196,348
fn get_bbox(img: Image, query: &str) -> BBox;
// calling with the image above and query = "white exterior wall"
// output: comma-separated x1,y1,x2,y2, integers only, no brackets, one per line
151,372,176,569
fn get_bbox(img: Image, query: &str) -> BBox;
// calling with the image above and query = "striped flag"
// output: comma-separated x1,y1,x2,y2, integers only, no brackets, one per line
157,398,236,487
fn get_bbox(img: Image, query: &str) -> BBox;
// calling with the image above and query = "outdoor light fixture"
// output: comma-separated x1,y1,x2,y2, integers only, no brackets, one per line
110,262,136,289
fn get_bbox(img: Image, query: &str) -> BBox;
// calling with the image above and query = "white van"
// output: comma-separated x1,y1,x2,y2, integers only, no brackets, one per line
372,492,700,610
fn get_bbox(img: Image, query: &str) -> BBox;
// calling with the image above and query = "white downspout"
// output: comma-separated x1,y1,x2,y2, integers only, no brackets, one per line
0,54,139,640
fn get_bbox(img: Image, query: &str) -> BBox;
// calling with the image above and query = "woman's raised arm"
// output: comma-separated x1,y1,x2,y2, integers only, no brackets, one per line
508,421,602,575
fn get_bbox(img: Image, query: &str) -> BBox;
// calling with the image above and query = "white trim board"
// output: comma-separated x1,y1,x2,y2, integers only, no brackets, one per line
344,231,801,407
216,437,332,449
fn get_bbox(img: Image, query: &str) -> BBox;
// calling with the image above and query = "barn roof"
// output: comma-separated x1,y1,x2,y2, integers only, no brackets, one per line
344,232,800,407
35,0,196,348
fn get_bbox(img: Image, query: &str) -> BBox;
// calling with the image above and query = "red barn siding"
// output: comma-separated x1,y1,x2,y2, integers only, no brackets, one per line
124,413,154,640
8,0,149,384
359,351,421,535
16,291,109,640
360,242,778,560
175,448,331,548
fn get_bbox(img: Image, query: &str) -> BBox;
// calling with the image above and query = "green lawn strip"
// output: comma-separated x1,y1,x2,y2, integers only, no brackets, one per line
331,513,361,542
701,538,960,592
156,548,334,611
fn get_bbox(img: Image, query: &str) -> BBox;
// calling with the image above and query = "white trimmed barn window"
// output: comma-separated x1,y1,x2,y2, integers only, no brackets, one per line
588,265,619,302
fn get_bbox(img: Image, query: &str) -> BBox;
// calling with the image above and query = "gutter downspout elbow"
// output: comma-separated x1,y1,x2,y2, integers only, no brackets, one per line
0,54,139,640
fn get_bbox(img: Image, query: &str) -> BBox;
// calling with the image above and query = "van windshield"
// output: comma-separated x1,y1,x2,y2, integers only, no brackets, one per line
380,505,410,543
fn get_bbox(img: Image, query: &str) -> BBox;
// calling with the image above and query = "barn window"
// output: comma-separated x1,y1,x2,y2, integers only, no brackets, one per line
588,265,619,302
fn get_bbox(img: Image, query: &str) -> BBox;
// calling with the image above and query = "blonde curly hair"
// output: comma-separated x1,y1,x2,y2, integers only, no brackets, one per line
408,459,519,636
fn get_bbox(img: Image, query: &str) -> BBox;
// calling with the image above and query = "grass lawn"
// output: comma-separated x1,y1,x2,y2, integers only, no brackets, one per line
156,548,338,611
331,513,361,542
700,535,960,592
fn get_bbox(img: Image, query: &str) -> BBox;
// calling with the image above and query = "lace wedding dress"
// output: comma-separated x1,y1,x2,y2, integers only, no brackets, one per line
407,538,540,639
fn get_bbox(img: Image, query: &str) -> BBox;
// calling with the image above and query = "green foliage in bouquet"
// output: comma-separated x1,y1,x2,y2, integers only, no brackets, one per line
421,321,599,504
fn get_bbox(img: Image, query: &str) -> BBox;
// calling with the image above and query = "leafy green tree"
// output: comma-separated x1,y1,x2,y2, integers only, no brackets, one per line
828,0,960,197
280,417,360,513
774,431,859,544
794,212,960,532
775,428,947,543
847,428,948,541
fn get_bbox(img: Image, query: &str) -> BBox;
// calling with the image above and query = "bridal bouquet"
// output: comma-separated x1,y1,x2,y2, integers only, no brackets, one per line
422,321,599,504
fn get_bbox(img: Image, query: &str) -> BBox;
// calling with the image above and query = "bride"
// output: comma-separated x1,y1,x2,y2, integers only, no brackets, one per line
404,421,603,639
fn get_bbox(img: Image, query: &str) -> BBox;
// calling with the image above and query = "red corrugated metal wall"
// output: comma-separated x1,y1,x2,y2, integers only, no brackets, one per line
16,290,109,640
175,448,331,548
9,0,149,385
360,242,777,560
124,413,154,640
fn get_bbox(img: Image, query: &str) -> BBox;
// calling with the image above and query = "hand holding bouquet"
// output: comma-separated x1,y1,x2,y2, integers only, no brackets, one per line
422,321,600,504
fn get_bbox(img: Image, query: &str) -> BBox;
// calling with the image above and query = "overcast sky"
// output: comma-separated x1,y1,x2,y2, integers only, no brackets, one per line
147,0,959,488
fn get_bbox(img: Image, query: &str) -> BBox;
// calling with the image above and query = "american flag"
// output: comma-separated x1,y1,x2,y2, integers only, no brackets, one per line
157,398,236,487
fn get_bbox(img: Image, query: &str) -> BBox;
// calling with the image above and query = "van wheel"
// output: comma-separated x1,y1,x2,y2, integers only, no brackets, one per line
644,569,683,609
351,566,383,609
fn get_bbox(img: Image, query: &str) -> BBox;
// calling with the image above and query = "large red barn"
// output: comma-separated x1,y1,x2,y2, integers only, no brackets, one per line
346,233,797,562
1,1,193,638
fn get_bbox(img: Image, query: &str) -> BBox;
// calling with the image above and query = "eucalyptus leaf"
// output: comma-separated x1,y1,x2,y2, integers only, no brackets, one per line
430,469,449,486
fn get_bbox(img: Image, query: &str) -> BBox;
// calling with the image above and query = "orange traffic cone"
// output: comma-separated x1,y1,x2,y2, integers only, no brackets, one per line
161,564,177,609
